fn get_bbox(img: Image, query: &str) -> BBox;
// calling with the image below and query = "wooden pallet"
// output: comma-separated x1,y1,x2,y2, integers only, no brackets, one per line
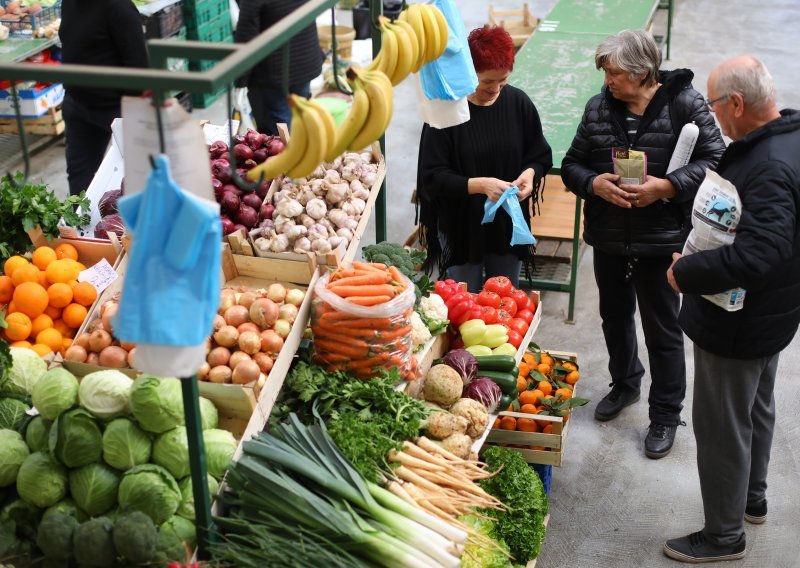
0,106,64,135
489,3,539,48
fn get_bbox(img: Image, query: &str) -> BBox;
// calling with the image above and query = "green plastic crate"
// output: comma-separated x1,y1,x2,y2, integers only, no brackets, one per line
182,0,229,28
185,12,232,42
191,85,227,109
189,59,219,73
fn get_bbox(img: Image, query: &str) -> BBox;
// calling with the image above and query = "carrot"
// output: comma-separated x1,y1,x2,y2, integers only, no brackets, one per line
332,317,394,329
326,284,397,298
346,354,393,369
345,295,393,306
374,326,412,341
353,261,386,271
314,338,370,359
329,273,391,287
388,265,406,285
313,323,379,340
329,268,371,281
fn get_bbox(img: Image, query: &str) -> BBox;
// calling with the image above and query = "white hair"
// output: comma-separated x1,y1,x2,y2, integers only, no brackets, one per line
595,29,661,86
714,57,776,112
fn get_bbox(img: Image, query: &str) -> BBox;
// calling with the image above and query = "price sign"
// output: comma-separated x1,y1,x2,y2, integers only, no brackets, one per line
78,258,118,295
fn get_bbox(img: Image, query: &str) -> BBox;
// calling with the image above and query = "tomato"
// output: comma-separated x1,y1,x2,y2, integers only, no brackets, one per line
508,318,528,336
484,275,513,297
498,297,517,317
478,305,498,324
477,290,501,309
497,309,513,325
507,329,523,348
468,304,485,322
510,289,529,311
516,309,534,325
525,295,538,313
434,279,459,302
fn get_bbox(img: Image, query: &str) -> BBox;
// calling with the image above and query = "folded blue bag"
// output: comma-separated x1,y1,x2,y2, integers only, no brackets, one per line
419,0,478,101
482,186,537,246
113,155,221,346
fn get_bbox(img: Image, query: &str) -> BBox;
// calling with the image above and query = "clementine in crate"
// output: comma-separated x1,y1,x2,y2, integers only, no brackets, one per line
4,312,32,341
554,387,573,400
0,275,12,303
62,303,88,328
516,376,528,392
537,380,553,396
31,246,57,270
520,403,537,415
3,255,29,278
499,416,517,430
566,370,580,385
518,389,539,406
517,417,538,432
30,314,54,337
11,264,40,286
31,344,52,357
72,282,97,307
47,282,74,308
36,328,63,353
55,243,79,261
12,282,49,318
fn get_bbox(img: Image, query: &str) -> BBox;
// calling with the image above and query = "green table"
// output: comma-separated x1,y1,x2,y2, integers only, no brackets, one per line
0,38,56,64
538,0,660,35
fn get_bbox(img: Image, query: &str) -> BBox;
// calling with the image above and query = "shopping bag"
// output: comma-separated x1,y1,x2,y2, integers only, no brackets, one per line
414,73,471,128
232,88,256,134
482,186,537,246
418,0,478,101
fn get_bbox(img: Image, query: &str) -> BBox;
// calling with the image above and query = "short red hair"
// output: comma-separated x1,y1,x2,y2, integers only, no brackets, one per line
468,25,515,73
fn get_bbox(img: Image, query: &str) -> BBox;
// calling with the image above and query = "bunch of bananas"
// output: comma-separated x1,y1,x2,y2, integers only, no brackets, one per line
368,4,449,86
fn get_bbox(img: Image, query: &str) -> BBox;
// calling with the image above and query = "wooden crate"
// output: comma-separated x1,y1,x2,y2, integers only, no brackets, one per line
0,106,64,135
27,226,123,269
489,3,539,48
485,350,579,466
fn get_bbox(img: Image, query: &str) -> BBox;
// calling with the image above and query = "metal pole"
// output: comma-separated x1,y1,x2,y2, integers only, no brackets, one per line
372,0,387,243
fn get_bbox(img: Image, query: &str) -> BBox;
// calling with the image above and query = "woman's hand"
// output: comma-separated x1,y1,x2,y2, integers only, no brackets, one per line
513,168,535,201
468,177,513,202
592,173,635,208
619,176,676,207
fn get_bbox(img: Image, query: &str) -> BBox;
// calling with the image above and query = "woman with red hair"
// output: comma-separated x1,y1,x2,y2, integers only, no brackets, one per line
417,25,552,291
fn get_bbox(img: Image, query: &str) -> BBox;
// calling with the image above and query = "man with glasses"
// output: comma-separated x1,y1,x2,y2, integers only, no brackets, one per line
665,55,800,563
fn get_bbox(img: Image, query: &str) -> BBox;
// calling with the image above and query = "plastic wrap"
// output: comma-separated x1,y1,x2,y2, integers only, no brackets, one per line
311,271,418,380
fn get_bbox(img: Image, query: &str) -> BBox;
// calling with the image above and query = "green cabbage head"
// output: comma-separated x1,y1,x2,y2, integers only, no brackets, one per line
0,429,29,487
130,376,185,433
24,416,50,452
69,463,120,517
42,498,88,523
7,347,47,395
203,428,237,480
49,408,102,468
16,452,68,508
118,464,181,525
31,367,78,421
161,514,196,549
102,417,152,471
0,396,30,431
199,397,218,430
78,370,133,420
152,426,190,479
176,474,219,520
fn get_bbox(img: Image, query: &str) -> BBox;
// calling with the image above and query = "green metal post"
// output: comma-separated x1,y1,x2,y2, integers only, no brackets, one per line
666,0,673,60
566,196,582,324
372,0,387,243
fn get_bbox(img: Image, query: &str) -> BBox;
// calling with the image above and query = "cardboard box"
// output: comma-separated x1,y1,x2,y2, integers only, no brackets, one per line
0,83,64,118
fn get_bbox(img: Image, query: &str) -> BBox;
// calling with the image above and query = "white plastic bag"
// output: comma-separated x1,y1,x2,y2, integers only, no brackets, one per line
232,88,256,134
414,73,471,129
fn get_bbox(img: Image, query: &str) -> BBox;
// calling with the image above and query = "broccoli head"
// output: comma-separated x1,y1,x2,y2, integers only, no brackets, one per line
72,517,117,568
113,511,157,565
151,526,188,565
36,511,78,560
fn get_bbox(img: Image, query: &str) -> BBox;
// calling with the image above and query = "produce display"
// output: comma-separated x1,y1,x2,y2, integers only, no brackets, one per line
2,246,98,359
95,185,125,241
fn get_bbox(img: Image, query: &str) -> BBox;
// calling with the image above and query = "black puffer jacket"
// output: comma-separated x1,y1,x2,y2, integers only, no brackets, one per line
561,69,725,257
675,109,800,359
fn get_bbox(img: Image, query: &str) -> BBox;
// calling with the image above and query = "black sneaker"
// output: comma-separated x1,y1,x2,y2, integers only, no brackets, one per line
744,500,767,524
663,531,746,563
594,383,640,421
645,422,679,459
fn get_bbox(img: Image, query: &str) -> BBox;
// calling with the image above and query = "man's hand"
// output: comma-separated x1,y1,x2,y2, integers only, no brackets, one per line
592,173,635,208
667,252,683,293
512,168,535,201
469,177,513,202
620,176,677,208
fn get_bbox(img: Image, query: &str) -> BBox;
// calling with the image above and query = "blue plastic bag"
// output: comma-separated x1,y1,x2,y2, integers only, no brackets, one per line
419,0,478,100
113,155,221,347
482,186,537,246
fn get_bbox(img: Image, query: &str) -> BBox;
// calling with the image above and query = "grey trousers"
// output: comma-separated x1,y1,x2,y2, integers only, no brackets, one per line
693,345,779,546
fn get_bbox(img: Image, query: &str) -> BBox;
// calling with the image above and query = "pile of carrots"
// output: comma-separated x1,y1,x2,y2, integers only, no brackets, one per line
312,261,417,381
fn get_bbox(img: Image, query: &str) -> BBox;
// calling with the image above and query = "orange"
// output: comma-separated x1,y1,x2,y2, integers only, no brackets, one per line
52,318,71,338
47,283,74,308
537,363,551,376
518,361,530,378
519,390,539,406
520,403,538,415
36,270,49,288
3,256,29,278
44,305,62,319
54,243,79,261
9,340,32,349
7,301,16,313
492,417,501,430
499,416,517,430
45,259,77,285
11,264,40,286
554,387,573,400
517,418,538,432
566,370,580,385
542,423,554,435
74,262,87,273
12,282,49,318
0,275,13,303
540,353,554,367
30,344,52,357
537,380,553,396
522,352,537,367
31,247,57,270
30,314,54,337
562,361,577,372
72,282,97,307
517,376,528,392
529,388,545,402
4,312,32,341
36,328,63,353
67,279,79,290
61,338,72,352
62,303,88,328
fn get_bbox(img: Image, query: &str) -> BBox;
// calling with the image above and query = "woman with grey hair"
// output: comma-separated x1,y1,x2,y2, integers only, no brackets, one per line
561,29,725,458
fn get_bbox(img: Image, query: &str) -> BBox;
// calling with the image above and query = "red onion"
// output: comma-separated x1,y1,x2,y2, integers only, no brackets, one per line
266,138,285,155
242,193,262,210
260,202,275,221
211,159,232,183
222,183,242,197
221,216,235,235
252,148,268,164
245,130,265,150
221,192,240,215
212,178,225,201
209,140,228,159
236,204,259,228
232,223,248,234
256,180,271,199
243,159,257,170
234,143,254,162
233,134,246,146
236,168,248,180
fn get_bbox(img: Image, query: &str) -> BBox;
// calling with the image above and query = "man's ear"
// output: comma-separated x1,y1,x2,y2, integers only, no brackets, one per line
731,92,746,117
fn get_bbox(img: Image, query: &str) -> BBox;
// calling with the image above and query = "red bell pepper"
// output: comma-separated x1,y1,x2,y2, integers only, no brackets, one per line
446,292,475,326
434,279,459,302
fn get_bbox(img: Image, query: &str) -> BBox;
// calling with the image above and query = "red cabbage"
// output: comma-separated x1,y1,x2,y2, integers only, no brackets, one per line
465,378,502,411
442,349,478,386
94,214,125,240
99,189,123,217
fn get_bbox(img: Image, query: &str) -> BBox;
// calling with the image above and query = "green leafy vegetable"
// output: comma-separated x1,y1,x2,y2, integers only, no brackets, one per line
68,463,120,517
0,429,29,487
16,452,68,508
362,241,434,301
0,173,89,262
113,511,157,565
117,464,181,525
457,514,513,568
35,511,78,561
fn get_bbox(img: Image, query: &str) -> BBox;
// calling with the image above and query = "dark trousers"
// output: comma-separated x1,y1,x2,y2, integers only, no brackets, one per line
446,253,522,293
247,82,311,136
693,346,777,546
593,248,686,425
62,93,119,197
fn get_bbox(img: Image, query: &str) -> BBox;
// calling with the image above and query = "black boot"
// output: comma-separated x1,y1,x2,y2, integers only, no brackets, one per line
645,422,679,459
663,531,746,563
594,384,640,421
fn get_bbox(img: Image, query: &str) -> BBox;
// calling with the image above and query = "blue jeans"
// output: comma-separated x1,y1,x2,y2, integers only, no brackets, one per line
247,83,311,136
446,254,522,293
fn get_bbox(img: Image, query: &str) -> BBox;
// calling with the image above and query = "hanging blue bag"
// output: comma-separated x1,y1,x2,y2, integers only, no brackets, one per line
482,186,537,246
419,0,478,100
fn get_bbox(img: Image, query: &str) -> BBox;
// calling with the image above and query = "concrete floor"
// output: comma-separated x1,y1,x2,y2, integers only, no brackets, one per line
10,1,800,566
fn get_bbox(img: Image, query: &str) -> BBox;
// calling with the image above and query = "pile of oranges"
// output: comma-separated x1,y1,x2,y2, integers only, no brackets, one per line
1,245,98,358
491,350,583,449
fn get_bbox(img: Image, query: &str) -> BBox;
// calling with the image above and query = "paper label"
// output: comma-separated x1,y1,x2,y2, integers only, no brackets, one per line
78,258,118,296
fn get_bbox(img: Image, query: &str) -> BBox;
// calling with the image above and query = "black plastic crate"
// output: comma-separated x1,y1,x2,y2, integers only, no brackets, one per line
142,2,184,39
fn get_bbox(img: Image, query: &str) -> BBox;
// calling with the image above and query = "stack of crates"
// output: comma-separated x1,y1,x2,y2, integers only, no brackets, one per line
182,0,234,108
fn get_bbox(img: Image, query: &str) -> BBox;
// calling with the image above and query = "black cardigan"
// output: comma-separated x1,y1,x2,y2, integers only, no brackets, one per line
417,85,552,274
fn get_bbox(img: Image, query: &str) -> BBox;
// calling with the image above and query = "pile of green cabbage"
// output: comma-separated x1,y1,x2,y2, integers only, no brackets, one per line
0,364,237,566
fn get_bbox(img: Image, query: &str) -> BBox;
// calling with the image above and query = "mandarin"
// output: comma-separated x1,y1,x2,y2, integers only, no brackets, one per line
72,282,97,306
12,282,49,318
31,247,57,270
47,282,73,308
520,403,538,415
11,264,40,286
3,256,29,278
554,387,573,400
62,303,88,328
518,390,540,406
4,312,32,341
499,416,517,430
537,380,553,396
0,275,13,303
566,370,580,385
517,418,538,432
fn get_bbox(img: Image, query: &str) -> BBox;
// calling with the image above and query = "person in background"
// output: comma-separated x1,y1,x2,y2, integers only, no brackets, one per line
59,0,148,197
234,0,324,135
560,29,725,458
663,56,800,564
417,25,552,292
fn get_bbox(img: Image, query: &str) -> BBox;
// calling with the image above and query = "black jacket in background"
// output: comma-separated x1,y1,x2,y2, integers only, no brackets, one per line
561,69,725,257
234,0,324,89
675,109,800,359
59,0,149,108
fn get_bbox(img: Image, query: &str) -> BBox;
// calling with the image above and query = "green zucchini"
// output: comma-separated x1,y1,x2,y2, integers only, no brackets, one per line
478,370,518,396
475,354,517,373
498,393,515,411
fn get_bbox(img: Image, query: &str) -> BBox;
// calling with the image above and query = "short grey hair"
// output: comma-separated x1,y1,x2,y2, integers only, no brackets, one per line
595,29,662,86
713,57,776,112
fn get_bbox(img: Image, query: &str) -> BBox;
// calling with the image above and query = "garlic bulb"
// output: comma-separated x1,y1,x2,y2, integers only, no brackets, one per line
305,198,328,220
275,197,303,218
324,169,341,184
293,237,312,253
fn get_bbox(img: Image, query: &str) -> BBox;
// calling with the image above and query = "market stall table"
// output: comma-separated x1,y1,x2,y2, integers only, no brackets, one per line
537,0,660,35
0,37,57,64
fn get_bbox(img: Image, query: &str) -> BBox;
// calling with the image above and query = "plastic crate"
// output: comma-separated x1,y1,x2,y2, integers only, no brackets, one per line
531,463,552,496
182,0,229,29
142,2,184,39
164,27,188,73
185,12,233,42
189,59,219,73
191,85,226,109
0,1,61,38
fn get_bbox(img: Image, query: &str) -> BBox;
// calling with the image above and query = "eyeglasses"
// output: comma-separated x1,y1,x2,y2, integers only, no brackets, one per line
705,94,730,112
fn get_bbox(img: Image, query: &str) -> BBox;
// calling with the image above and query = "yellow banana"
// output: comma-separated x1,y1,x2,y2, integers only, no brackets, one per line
418,4,441,63
387,21,415,86
325,83,371,161
376,18,399,80
348,73,392,151
391,19,420,79
287,99,328,178
404,4,427,72
361,69,394,135
247,96,307,180
429,5,449,59
305,98,336,162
